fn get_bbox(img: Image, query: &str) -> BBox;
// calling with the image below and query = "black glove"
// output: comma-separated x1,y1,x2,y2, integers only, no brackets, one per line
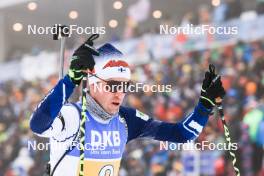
201,64,217,92
200,65,226,109
68,34,99,85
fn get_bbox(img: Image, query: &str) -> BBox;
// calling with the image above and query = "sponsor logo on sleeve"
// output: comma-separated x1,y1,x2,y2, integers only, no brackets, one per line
136,110,149,121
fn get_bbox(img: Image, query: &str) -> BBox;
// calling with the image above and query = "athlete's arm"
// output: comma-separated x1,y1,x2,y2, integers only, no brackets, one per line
29,75,76,136
120,101,211,143
29,37,98,137
120,70,225,143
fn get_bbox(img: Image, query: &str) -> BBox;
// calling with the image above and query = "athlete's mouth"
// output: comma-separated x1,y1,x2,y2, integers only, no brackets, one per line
112,102,120,106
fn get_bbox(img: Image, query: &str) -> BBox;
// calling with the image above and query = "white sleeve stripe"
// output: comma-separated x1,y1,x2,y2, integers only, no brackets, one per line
183,112,193,123
62,83,66,105
188,121,203,133
182,112,199,136
183,124,199,137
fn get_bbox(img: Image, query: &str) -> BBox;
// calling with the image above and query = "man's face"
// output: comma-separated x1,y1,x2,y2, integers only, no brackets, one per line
89,78,129,115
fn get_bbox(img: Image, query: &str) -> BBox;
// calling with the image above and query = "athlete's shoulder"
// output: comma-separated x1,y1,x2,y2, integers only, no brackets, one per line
60,102,81,123
119,106,150,121
119,106,152,141
119,106,135,116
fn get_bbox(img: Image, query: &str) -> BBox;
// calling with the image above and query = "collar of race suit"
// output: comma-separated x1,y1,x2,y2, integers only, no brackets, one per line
86,93,118,122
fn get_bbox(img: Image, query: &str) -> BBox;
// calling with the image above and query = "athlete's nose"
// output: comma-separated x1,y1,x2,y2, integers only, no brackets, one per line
113,91,124,98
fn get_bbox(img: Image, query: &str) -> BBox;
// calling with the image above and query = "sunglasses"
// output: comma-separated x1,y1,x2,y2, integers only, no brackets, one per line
90,74,131,93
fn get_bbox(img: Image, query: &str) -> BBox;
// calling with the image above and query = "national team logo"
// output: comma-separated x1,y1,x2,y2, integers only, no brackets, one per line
118,67,126,73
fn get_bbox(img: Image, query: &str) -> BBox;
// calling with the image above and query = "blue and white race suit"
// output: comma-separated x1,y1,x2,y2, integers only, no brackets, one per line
30,75,211,176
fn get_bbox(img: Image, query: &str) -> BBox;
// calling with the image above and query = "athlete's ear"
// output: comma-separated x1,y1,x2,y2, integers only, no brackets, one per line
88,83,95,95
89,82,102,100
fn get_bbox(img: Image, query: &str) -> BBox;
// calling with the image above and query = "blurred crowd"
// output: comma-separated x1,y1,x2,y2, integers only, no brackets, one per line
121,40,264,176
7,0,264,61
121,0,263,41
0,39,264,176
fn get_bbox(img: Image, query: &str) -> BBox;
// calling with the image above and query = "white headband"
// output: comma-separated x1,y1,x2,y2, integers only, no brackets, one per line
89,59,131,84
